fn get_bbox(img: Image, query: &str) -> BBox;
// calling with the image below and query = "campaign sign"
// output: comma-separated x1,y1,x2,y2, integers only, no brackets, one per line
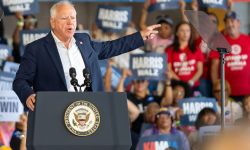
96,5,132,32
130,53,167,81
137,134,181,150
0,71,15,91
3,61,20,74
98,60,122,90
198,0,228,9
0,91,23,122
0,0,39,15
148,0,180,12
19,29,49,56
178,98,217,126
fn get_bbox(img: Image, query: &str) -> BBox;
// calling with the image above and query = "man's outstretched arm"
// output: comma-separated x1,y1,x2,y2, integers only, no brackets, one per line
91,24,161,60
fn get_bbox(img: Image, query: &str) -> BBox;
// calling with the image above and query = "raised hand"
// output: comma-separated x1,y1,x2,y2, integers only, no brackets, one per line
140,24,161,40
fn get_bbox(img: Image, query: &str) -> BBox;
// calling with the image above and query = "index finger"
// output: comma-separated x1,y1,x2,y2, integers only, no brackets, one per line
148,24,161,30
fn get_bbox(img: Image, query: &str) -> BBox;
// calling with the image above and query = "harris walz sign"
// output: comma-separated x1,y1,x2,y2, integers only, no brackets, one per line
178,97,217,126
130,53,167,81
148,0,180,12
198,0,228,9
96,5,132,33
0,0,39,15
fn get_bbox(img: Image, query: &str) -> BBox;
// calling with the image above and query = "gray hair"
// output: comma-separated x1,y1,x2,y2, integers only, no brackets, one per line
50,0,75,18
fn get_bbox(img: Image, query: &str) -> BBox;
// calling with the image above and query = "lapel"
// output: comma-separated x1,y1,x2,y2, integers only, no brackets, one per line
74,34,92,73
44,32,67,88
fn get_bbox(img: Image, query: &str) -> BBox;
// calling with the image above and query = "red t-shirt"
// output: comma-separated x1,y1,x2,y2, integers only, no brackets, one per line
166,46,204,87
209,34,250,96
195,37,212,79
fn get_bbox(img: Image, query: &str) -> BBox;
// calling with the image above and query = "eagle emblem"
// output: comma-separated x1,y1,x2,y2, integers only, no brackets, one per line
64,100,100,136
73,108,90,127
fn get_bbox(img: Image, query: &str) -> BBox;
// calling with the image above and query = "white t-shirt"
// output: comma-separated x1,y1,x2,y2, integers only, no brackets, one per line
216,99,243,125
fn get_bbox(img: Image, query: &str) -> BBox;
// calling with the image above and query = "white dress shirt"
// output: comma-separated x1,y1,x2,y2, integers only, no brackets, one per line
51,31,85,92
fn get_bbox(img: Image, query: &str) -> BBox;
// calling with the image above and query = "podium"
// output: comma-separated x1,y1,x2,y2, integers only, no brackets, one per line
27,92,131,150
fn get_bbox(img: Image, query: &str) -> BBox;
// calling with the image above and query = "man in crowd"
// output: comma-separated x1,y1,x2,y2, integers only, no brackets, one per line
210,11,250,102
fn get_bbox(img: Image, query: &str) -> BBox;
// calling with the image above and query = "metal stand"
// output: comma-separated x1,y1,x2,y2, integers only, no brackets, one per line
217,48,229,131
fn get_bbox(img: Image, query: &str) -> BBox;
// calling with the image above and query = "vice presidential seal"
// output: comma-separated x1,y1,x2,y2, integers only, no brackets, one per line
64,101,100,136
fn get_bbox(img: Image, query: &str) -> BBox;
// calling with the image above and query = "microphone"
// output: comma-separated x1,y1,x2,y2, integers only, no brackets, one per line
69,67,79,92
82,68,92,91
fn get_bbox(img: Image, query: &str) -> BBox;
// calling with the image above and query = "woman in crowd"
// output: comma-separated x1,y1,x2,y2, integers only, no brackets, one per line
139,108,190,150
166,21,204,91
140,0,174,54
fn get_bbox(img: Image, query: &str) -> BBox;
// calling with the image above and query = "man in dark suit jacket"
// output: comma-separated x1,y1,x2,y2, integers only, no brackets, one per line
13,1,160,111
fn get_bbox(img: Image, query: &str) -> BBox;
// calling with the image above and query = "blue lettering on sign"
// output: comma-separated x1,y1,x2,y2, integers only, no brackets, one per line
0,101,19,113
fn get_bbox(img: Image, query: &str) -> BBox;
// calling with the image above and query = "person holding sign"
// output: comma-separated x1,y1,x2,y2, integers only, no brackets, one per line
13,1,161,111
117,69,171,135
140,0,174,54
140,108,190,150
161,80,192,121
12,12,38,63
166,22,204,90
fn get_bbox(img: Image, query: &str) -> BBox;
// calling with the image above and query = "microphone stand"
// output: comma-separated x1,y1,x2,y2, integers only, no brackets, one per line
69,67,80,92
81,69,92,92
70,78,79,92
69,68,92,92
79,78,91,92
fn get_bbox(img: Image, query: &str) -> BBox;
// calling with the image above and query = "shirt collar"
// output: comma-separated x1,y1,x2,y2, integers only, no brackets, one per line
51,30,76,48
